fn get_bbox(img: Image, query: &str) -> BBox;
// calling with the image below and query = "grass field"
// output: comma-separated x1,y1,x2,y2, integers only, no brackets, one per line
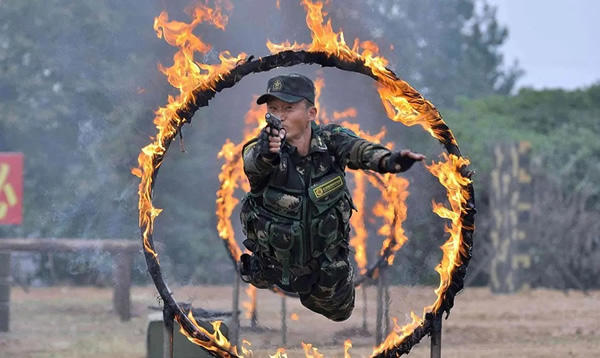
1,285,598,357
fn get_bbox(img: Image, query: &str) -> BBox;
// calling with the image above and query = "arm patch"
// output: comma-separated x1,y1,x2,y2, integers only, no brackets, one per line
242,138,259,157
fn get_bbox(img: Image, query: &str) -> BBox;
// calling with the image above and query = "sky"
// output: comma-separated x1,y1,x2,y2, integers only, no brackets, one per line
487,0,600,90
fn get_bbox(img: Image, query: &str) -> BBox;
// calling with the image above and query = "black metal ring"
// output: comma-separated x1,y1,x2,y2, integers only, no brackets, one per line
139,49,476,357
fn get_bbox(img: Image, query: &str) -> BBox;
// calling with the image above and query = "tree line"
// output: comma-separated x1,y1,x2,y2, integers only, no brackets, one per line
1,0,597,288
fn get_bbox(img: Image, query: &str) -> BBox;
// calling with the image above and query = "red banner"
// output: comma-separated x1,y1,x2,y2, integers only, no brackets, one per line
0,153,23,225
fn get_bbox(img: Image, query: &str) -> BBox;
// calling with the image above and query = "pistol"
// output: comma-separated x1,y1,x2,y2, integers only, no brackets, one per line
265,112,286,143
265,112,281,131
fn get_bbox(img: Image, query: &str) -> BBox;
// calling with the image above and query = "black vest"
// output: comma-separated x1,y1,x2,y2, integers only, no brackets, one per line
240,127,353,285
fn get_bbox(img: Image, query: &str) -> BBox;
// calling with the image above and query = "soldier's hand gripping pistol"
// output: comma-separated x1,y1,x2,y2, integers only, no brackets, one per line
258,112,286,160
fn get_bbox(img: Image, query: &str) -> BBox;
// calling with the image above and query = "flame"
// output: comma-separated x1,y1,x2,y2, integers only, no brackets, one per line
269,348,288,358
216,74,413,352
312,80,386,275
349,171,368,273
153,2,241,94
264,3,470,354
216,138,244,261
243,285,257,320
336,121,385,275
313,77,328,123
176,312,238,357
344,339,352,358
216,98,264,261
290,313,299,321
267,0,454,144
372,312,424,356
337,121,411,272
302,342,324,358
333,108,357,120
339,121,386,143
425,153,472,313
243,97,267,138
135,0,247,263
368,173,409,266
133,1,249,354
241,340,253,357
266,39,306,53
136,0,472,356
369,154,471,357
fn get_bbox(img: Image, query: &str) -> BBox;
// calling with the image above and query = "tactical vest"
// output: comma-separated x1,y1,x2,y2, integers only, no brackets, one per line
240,133,354,287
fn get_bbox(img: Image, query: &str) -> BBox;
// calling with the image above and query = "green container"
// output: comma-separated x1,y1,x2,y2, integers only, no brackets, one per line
146,312,230,358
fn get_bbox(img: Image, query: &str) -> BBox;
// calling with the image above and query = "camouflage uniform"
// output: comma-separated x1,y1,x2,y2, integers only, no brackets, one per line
240,121,393,321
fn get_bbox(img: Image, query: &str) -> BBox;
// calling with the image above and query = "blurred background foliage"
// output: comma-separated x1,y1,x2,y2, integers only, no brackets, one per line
1,0,598,288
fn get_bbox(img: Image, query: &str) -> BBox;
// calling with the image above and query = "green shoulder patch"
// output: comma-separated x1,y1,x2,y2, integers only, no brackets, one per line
242,139,259,157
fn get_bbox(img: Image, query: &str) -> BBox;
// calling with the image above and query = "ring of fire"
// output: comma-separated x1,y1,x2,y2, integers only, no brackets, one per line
135,48,475,357
135,2,475,357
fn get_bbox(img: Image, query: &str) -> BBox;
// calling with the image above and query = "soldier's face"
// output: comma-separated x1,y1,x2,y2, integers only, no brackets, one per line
266,98,316,141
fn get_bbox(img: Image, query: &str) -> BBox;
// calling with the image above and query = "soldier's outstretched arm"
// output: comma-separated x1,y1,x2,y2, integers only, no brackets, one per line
324,124,424,173
379,149,425,173
242,129,280,192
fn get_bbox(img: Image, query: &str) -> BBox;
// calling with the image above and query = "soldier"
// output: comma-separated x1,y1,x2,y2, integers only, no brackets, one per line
239,73,425,321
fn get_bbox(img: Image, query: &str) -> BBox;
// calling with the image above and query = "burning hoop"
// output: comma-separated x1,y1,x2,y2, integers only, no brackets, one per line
135,49,475,357
134,1,475,356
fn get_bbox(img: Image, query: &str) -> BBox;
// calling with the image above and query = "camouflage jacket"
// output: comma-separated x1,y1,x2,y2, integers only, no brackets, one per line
240,121,392,286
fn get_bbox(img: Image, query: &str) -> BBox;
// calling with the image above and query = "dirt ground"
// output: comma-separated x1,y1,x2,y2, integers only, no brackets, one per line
1,284,598,358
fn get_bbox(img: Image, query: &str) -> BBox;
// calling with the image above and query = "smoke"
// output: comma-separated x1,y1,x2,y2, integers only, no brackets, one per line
1,0,452,287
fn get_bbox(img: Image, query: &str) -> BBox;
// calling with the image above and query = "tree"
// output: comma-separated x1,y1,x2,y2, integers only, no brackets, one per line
446,84,600,198
0,0,532,285
333,0,522,108
444,84,600,288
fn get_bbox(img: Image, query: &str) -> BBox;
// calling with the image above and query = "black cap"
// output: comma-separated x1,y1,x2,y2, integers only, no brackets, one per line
256,73,315,105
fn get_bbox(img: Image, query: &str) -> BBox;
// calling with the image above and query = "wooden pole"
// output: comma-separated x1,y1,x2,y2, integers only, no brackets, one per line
0,251,10,332
47,253,57,284
383,271,390,336
281,295,287,346
113,251,132,321
250,309,258,328
430,314,442,358
162,306,174,358
231,269,241,347
0,238,139,253
250,286,258,329
375,270,384,345
361,284,368,332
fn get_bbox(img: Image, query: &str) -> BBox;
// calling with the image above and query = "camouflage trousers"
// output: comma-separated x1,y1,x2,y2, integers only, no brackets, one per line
299,251,355,321
241,248,355,321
